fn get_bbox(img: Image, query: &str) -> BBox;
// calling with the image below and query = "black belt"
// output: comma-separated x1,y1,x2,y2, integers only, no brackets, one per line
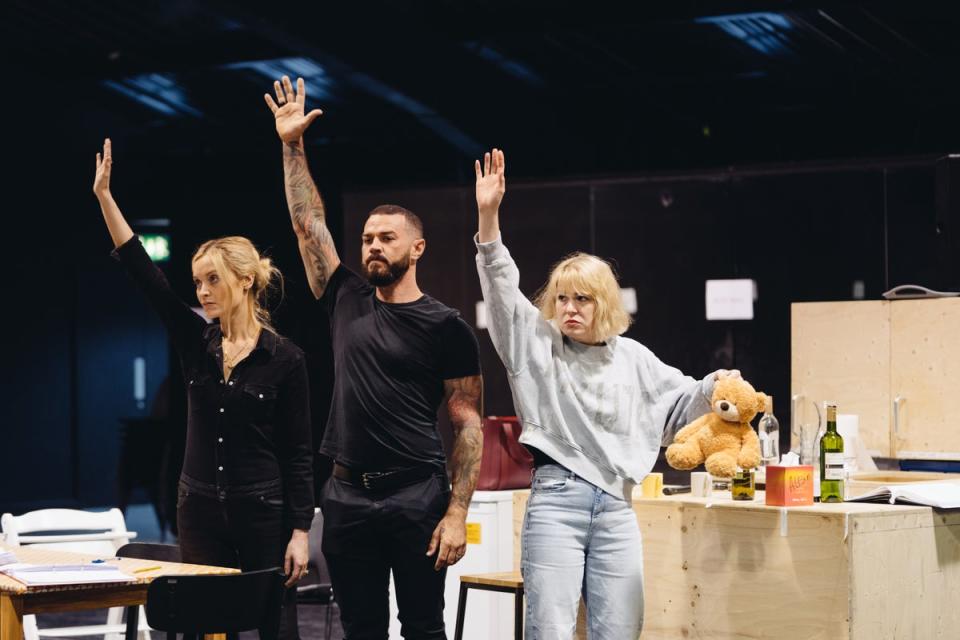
333,462,440,491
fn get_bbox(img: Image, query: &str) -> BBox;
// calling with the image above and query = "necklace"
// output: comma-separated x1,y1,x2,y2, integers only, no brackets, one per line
222,336,255,369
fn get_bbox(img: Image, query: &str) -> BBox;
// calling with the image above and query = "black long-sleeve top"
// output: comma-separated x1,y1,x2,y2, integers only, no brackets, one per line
113,237,314,530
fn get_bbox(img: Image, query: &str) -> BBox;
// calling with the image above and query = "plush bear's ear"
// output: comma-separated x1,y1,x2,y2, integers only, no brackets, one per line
756,392,769,413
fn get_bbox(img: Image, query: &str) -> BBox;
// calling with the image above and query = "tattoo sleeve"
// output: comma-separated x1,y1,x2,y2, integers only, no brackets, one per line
444,375,484,514
282,140,340,298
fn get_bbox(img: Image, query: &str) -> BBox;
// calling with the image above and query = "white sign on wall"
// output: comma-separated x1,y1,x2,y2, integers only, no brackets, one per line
705,279,756,320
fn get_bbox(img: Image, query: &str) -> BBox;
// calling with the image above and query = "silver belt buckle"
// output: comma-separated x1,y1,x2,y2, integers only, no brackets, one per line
361,472,384,489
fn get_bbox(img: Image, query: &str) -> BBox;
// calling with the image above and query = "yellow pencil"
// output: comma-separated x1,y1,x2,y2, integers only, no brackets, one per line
133,565,162,573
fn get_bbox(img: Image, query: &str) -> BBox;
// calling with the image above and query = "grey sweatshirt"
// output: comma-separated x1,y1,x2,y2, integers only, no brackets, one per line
476,235,716,500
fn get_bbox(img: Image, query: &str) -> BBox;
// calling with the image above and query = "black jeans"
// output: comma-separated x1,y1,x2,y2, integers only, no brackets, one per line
177,476,300,640
321,472,451,639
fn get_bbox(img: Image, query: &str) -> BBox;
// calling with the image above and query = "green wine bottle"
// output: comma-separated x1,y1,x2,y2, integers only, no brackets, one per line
820,402,844,503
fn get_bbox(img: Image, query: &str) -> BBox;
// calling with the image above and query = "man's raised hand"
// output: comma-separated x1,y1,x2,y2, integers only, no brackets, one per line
263,76,323,144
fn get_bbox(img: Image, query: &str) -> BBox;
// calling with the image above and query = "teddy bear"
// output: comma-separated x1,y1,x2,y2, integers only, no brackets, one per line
665,376,766,479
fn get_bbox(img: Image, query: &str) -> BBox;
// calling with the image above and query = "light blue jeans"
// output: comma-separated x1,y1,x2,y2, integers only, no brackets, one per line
521,465,644,640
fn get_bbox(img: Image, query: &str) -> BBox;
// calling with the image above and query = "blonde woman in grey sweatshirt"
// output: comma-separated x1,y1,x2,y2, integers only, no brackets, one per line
474,149,738,639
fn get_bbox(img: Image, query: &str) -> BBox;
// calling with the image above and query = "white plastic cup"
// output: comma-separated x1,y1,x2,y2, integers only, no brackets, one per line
691,472,713,497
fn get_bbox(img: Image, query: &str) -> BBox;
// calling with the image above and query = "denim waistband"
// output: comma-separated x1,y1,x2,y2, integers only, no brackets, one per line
179,473,282,499
533,463,579,480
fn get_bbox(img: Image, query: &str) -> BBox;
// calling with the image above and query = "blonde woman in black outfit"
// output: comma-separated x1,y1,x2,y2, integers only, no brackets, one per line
93,138,313,640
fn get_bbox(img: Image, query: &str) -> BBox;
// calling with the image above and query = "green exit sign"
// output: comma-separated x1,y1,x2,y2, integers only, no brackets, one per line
139,234,170,262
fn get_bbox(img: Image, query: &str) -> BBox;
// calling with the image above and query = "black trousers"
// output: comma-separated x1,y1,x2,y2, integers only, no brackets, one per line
177,476,300,640
321,472,450,639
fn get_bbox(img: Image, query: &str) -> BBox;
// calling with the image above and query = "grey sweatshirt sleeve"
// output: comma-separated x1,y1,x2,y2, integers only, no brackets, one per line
640,350,717,447
475,234,543,375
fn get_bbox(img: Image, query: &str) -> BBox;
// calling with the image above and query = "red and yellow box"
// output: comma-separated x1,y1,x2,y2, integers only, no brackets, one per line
764,465,814,506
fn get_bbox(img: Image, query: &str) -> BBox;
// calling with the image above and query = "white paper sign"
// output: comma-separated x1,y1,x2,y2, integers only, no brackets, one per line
705,279,755,320
619,287,638,314
475,301,488,330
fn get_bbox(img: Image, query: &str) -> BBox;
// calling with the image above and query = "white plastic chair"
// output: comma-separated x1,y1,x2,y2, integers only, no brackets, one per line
1,508,149,640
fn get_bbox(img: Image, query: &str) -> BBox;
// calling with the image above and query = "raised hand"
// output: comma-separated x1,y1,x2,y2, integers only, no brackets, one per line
263,76,323,144
475,148,505,217
93,138,113,197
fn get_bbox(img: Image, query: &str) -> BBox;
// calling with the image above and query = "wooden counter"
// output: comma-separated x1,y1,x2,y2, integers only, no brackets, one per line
512,489,960,639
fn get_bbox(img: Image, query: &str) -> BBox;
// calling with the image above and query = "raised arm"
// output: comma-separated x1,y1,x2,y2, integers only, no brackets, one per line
427,374,483,570
92,138,205,347
474,149,543,373
476,148,505,243
93,138,134,248
264,75,340,299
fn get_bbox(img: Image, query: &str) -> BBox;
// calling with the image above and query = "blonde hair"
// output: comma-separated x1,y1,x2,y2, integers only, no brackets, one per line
192,236,284,333
534,252,632,343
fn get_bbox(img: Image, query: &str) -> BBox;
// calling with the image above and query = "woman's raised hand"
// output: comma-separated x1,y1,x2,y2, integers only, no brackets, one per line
475,148,505,218
93,138,113,197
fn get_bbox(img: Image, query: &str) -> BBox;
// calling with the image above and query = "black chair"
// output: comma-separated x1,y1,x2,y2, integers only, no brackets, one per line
118,543,182,640
296,510,335,640
145,567,286,640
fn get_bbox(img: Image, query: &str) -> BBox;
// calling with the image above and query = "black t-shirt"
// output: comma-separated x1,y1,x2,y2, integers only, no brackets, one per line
319,265,481,471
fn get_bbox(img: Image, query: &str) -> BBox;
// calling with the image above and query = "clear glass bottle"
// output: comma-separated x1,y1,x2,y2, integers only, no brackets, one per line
819,402,845,503
758,395,780,467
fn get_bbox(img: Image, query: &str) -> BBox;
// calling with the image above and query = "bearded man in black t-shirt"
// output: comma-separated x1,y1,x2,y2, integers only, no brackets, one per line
265,75,483,639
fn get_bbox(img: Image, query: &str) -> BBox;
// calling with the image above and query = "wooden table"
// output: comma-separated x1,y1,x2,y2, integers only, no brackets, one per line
0,546,237,640
512,489,960,639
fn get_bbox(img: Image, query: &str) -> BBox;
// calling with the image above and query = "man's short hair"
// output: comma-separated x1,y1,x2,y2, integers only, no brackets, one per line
367,204,424,238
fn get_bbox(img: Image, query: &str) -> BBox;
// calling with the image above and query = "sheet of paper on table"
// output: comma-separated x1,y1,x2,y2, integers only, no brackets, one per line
0,562,135,586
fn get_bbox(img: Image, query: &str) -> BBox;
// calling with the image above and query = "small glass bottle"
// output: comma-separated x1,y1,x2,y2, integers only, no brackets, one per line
731,468,755,501
758,395,780,467
820,402,845,503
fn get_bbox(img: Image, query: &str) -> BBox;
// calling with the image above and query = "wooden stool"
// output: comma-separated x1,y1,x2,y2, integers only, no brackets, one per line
454,571,524,640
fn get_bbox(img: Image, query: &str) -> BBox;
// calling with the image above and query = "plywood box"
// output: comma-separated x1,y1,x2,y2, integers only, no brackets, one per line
514,490,960,639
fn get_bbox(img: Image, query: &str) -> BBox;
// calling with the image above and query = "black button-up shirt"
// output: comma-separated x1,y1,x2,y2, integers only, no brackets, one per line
114,237,314,530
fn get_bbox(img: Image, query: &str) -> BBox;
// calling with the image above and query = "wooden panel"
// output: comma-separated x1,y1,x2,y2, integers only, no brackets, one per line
890,298,960,457
849,508,960,639
0,594,24,640
637,500,851,640
791,301,891,456
24,586,147,614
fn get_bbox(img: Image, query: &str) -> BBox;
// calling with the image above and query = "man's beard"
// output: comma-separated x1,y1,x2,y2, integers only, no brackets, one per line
363,252,411,287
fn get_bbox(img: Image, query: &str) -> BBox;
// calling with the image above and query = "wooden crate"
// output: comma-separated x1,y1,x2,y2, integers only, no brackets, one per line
513,490,960,639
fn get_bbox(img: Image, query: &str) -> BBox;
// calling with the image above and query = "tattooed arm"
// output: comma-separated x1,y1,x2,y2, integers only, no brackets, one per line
283,141,340,298
264,75,340,298
426,374,484,570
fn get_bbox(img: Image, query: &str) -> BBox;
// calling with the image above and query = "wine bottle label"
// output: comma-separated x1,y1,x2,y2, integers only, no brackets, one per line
824,452,845,480
825,467,844,480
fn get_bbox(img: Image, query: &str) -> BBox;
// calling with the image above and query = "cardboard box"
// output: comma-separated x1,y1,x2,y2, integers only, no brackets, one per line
765,465,814,506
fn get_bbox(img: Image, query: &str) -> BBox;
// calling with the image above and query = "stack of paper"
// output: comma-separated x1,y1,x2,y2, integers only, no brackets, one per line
0,563,134,586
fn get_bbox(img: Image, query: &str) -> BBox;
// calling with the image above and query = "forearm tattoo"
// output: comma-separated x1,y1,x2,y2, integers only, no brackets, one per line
283,142,337,295
445,375,484,513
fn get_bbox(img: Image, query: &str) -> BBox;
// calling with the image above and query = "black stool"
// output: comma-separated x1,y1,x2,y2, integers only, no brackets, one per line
454,571,524,640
